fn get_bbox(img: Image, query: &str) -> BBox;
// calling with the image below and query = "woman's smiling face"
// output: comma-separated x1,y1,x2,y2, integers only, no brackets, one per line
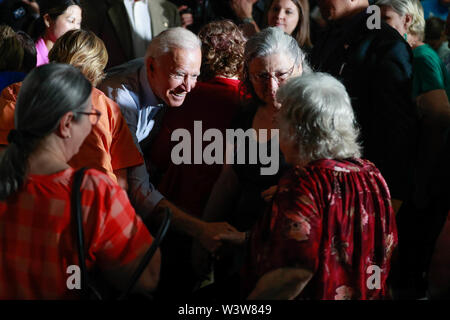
267,0,300,36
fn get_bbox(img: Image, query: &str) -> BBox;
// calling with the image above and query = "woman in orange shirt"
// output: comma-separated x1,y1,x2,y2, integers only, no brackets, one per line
0,63,159,299
0,29,143,189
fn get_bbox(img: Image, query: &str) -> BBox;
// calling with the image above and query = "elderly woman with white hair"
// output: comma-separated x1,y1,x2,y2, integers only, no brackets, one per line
203,27,309,233
241,73,398,300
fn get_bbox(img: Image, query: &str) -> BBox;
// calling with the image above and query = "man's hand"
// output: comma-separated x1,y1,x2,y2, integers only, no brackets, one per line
197,221,238,253
230,0,258,20
217,231,246,246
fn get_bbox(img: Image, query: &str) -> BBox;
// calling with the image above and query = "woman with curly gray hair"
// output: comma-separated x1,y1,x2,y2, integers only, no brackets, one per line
242,72,398,300
191,27,309,297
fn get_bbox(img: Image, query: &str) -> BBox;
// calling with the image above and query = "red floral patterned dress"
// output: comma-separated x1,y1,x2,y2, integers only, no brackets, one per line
242,158,398,300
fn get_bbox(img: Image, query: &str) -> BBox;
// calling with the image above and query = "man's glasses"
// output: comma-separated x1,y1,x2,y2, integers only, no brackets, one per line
77,109,101,125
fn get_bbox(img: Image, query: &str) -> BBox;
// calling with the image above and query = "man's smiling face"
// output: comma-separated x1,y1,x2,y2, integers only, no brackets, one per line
147,47,202,107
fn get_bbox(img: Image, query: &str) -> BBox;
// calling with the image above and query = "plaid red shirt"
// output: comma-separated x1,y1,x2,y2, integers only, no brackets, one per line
0,168,152,299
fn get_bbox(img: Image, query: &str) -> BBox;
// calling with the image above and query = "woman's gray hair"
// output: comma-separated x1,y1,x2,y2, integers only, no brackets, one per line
277,72,361,165
241,27,310,102
145,27,201,59
0,63,92,200
376,0,425,40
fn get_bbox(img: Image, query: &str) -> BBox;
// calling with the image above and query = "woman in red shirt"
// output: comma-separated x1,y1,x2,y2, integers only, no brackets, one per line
240,73,398,300
0,64,160,299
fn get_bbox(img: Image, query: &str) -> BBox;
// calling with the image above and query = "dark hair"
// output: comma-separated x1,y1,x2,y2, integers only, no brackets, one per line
265,0,312,49
15,31,37,72
29,0,81,41
0,63,91,200
425,17,446,41
0,0,36,32
0,24,23,71
198,20,246,81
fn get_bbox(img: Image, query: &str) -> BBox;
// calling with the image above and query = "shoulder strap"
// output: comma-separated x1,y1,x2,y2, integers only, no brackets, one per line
118,207,172,300
71,167,93,299
71,167,172,300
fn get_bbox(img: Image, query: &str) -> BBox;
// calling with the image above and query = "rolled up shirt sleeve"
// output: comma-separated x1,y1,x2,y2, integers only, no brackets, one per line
103,85,165,218
128,163,165,219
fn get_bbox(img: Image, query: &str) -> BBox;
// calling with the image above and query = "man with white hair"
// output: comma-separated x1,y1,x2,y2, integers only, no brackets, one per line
99,28,237,257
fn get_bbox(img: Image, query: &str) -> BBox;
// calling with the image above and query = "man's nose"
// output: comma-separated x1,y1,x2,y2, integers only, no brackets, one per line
183,76,196,92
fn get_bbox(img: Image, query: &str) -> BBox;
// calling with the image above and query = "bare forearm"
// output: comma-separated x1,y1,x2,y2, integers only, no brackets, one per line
153,199,205,239
203,164,240,223
151,199,237,253
248,268,313,300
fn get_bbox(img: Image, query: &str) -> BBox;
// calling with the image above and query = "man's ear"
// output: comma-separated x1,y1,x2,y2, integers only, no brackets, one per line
146,57,155,74
43,13,52,28
57,112,74,139
146,56,158,88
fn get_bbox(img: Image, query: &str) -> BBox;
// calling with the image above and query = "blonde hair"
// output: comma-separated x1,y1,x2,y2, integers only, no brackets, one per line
48,29,108,86
376,0,425,40
0,25,24,72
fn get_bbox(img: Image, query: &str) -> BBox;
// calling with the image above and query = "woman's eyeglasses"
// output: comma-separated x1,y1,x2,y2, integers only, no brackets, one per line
250,64,296,84
77,109,101,125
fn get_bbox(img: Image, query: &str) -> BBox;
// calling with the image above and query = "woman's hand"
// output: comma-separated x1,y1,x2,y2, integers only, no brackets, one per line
416,89,450,123
197,221,238,252
247,267,313,300
261,185,278,202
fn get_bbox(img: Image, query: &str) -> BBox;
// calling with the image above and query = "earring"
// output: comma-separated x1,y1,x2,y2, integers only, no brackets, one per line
66,135,71,139
403,33,408,41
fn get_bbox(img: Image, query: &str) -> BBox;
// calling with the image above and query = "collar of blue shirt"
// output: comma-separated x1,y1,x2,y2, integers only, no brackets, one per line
138,62,164,110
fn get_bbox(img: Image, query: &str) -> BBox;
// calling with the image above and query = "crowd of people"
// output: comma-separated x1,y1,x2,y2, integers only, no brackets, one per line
0,0,449,300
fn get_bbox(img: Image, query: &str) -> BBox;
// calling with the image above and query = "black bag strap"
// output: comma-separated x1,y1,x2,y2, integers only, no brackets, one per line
118,207,171,300
71,167,171,300
71,167,93,299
